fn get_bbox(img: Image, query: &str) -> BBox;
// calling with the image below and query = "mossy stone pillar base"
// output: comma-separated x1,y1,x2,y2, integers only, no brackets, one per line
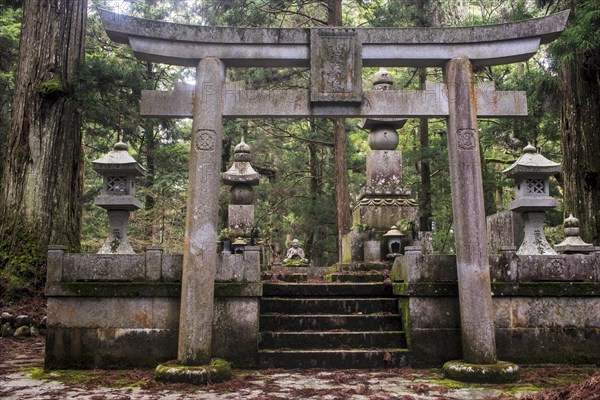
154,359,232,385
443,360,520,383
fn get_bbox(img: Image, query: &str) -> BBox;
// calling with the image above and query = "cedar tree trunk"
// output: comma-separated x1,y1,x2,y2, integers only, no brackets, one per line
0,0,87,299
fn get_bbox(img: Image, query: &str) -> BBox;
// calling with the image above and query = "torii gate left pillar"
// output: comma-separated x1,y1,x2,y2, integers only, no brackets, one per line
178,58,225,365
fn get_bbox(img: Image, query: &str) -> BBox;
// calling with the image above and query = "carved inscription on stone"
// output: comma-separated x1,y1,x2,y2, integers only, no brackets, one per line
545,257,566,279
457,129,477,151
194,129,216,152
310,29,362,103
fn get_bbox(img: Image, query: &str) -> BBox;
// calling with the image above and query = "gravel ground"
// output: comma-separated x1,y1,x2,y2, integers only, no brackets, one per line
1,337,596,400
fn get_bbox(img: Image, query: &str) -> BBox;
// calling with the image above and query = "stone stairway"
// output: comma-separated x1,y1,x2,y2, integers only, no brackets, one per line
258,263,409,369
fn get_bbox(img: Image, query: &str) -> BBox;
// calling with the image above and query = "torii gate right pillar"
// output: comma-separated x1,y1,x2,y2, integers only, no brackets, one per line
442,57,520,382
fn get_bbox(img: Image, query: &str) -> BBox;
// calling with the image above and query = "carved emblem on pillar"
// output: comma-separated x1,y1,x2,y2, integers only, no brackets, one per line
457,129,477,151
310,29,362,103
195,129,216,151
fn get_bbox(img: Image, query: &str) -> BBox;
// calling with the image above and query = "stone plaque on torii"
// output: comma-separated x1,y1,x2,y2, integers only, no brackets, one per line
100,9,568,377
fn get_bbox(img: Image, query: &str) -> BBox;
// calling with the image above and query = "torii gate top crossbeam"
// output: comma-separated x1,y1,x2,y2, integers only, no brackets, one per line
100,9,568,68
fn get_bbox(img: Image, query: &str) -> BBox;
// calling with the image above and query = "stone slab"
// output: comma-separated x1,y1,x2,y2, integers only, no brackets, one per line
62,254,145,281
516,254,599,281
228,204,254,229
487,210,524,255
141,86,528,118
310,29,362,103
366,150,402,186
392,253,458,283
215,251,260,283
46,297,180,329
352,203,419,231
212,298,259,368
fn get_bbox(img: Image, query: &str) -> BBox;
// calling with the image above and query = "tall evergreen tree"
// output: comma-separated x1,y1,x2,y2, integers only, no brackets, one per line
550,0,600,244
0,0,87,301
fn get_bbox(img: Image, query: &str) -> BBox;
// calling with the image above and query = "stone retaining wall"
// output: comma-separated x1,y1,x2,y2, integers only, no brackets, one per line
393,249,600,366
44,246,261,369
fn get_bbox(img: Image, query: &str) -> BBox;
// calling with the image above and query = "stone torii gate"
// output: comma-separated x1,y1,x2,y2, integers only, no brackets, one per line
100,9,568,377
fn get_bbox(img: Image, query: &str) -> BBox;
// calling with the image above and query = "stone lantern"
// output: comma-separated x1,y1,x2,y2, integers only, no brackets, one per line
222,137,260,241
502,143,560,255
383,226,404,259
92,142,146,254
554,214,594,254
359,68,407,152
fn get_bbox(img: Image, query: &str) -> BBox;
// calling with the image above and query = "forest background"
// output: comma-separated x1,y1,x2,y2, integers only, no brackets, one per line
0,0,599,304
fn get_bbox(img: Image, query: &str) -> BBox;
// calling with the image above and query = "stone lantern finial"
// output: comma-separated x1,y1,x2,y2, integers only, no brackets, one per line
554,214,594,254
502,145,561,255
92,141,146,254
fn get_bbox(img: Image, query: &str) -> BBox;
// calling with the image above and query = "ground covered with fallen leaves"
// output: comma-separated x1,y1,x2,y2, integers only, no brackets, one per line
1,336,598,400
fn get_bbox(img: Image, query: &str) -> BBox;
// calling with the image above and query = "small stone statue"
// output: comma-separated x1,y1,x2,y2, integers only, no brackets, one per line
283,239,308,265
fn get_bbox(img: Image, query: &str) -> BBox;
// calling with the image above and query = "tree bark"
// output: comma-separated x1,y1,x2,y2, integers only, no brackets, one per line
418,67,432,231
560,55,600,244
327,0,352,259
0,0,87,297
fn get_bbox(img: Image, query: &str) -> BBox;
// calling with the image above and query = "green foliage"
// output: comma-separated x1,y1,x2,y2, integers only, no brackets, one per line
0,226,45,305
549,0,600,67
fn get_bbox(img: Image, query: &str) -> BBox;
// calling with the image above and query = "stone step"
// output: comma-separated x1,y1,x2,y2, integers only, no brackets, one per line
262,273,307,283
327,273,388,283
334,262,392,272
260,298,397,315
260,314,401,332
262,282,393,297
258,348,410,369
259,331,407,350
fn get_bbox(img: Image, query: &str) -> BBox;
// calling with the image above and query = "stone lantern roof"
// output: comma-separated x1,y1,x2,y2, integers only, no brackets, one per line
92,142,146,176
554,214,594,254
222,137,260,185
502,143,561,178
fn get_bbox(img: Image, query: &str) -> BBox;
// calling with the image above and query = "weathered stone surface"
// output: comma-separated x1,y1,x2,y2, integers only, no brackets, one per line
46,245,67,286
145,246,163,281
392,252,457,283
366,150,402,187
15,315,33,328
141,85,528,119
363,241,381,262
101,9,568,68
310,29,362,103
408,297,460,329
162,254,183,281
487,211,524,255
62,254,146,281
215,249,260,283
517,254,598,281
444,57,496,365
45,326,178,369
46,298,180,329
443,360,520,383
212,298,259,368
1,312,15,324
1,322,14,337
14,326,31,338
227,205,254,229
154,359,232,385
352,203,419,231
178,58,225,366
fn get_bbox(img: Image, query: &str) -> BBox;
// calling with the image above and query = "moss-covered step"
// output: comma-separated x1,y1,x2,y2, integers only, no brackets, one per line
260,297,398,314
154,359,232,385
259,331,407,350
258,348,411,369
260,314,401,331
262,282,393,297
443,360,520,384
